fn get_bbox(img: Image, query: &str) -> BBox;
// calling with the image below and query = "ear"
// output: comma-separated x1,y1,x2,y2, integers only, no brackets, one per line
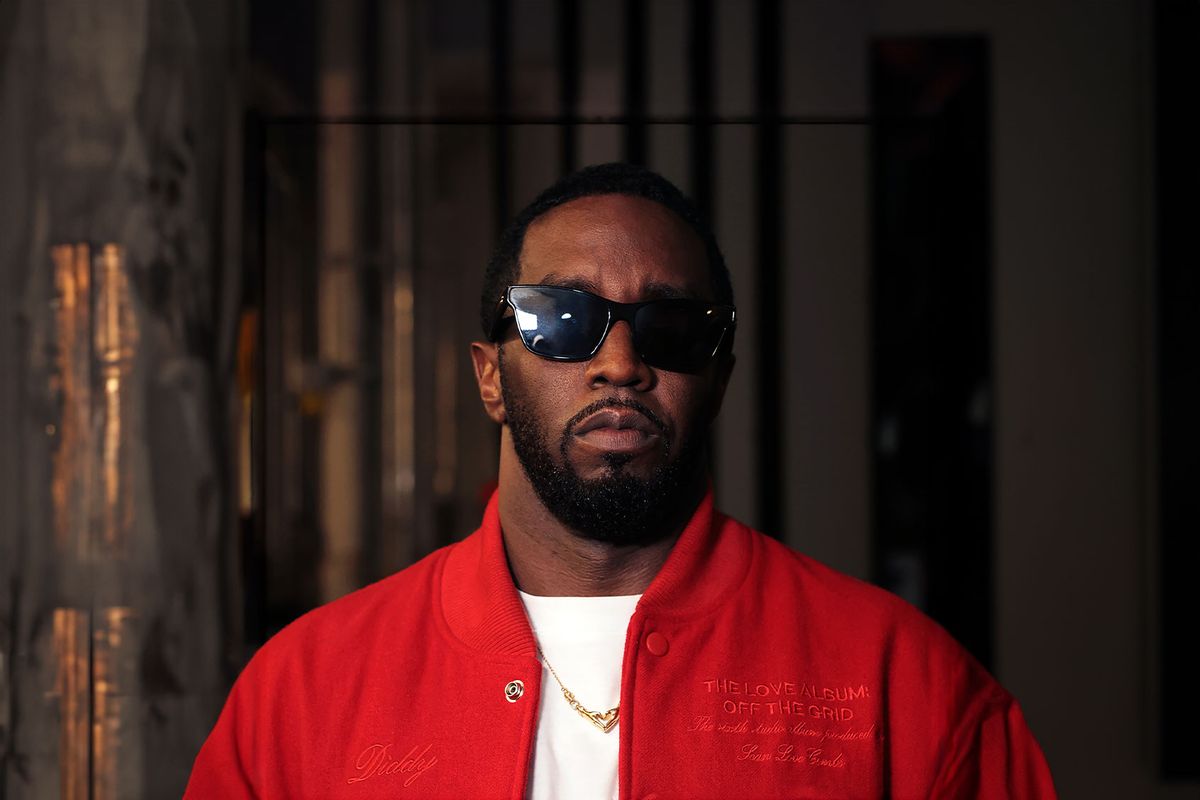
470,341,507,425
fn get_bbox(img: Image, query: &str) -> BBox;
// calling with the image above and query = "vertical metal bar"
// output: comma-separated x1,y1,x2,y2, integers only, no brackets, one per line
357,0,383,588
317,0,366,603
406,19,429,565
622,0,646,164
557,0,580,174
491,0,512,229
92,606,137,800
376,0,417,579
53,608,89,800
1155,0,1200,780
870,39,993,667
50,245,92,561
48,243,94,800
689,0,718,479
243,111,267,650
688,0,713,225
754,0,783,537
94,244,136,555
90,243,142,799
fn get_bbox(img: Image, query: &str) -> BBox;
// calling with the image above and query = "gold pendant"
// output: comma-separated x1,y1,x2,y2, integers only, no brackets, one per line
577,706,619,733
541,650,621,734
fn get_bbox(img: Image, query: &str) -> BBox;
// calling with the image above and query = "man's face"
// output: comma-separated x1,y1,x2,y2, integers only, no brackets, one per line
495,193,733,544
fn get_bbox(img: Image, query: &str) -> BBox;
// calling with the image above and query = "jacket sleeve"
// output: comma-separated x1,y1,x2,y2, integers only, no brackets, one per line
183,669,260,799
931,694,1057,799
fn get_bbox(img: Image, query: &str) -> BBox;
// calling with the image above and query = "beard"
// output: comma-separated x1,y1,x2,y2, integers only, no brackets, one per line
500,353,706,546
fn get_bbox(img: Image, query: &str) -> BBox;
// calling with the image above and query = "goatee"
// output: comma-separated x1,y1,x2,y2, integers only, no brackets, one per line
500,358,704,546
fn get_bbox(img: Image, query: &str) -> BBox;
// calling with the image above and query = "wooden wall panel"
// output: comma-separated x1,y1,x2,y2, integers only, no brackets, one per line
0,0,241,795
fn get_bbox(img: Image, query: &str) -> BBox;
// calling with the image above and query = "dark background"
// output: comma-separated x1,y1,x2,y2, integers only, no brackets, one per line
0,1,1196,797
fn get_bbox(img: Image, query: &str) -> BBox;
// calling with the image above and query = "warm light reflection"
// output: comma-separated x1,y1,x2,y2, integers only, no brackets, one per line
50,244,92,559
93,607,135,800
49,244,139,798
94,244,137,549
392,283,415,496
237,311,259,516
53,608,89,800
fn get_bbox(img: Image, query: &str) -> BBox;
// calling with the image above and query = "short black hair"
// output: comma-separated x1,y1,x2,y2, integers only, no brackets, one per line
480,162,734,336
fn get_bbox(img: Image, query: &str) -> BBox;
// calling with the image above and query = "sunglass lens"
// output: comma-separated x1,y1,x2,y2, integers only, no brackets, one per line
508,286,609,359
635,302,729,372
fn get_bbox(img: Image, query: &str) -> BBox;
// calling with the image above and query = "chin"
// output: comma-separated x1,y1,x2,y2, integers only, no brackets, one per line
572,451,661,479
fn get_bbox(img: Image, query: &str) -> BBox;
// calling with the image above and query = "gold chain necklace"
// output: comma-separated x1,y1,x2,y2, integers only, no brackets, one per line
536,645,619,733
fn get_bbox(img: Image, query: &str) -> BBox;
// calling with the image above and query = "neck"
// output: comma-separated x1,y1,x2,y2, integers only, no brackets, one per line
496,437,702,597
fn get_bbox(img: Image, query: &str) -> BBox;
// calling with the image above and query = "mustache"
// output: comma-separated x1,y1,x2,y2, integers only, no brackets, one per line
564,397,669,438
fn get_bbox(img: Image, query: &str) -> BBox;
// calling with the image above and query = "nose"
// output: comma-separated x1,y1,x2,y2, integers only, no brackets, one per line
584,321,655,390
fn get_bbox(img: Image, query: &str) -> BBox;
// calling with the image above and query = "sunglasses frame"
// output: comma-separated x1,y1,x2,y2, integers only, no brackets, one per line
489,284,736,371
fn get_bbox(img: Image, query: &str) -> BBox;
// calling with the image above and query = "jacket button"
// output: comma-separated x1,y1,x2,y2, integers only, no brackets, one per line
504,680,525,702
645,632,669,656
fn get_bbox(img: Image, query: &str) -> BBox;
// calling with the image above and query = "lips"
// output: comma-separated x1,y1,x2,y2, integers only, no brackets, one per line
571,407,663,455
572,408,660,436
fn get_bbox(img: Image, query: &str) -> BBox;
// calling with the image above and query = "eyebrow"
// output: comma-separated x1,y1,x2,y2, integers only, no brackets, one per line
537,272,700,301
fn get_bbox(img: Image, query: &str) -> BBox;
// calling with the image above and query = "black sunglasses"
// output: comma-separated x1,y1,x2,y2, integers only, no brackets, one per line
489,285,736,374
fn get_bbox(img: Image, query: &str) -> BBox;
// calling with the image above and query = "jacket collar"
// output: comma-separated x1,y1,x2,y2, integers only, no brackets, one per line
438,485,754,656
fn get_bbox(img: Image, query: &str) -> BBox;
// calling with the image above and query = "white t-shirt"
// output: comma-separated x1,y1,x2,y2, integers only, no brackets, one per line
518,591,641,800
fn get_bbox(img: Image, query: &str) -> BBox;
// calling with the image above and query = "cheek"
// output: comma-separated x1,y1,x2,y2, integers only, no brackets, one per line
504,351,583,422
658,375,717,433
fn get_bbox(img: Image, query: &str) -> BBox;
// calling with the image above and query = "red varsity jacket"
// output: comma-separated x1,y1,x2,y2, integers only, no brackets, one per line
185,489,1056,799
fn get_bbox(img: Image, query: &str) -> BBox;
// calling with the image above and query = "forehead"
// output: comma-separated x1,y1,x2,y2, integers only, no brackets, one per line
517,194,711,300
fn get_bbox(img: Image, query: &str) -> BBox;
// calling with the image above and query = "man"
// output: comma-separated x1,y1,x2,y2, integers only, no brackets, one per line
186,163,1056,799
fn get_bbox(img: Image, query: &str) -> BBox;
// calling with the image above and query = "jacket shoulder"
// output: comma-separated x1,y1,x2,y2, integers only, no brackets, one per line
730,519,1043,789
728,515,1001,695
